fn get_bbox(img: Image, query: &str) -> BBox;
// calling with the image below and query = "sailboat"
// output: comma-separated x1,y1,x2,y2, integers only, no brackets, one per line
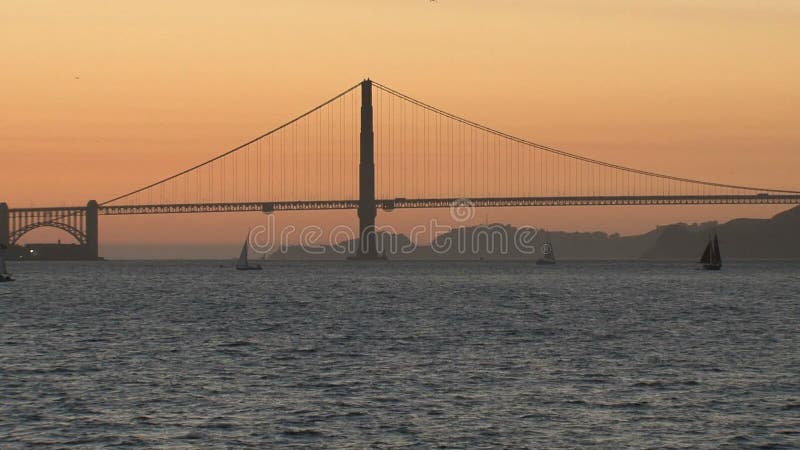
536,241,556,265
699,233,722,271
0,244,14,282
235,236,262,271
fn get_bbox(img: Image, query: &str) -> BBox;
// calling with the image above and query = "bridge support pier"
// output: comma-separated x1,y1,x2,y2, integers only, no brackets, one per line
86,200,99,259
352,79,380,260
0,203,9,248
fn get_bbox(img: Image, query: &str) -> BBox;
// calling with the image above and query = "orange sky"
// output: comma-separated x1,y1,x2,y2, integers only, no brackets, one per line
2,1,799,252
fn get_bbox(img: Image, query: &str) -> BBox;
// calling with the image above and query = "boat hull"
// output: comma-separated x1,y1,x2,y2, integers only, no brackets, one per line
536,259,556,265
346,253,389,261
702,264,721,271
236,265,262,271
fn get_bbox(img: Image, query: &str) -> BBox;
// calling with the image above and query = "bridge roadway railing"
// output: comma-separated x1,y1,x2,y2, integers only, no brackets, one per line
98,201,360,215
93,194,800,215
384,194,800,209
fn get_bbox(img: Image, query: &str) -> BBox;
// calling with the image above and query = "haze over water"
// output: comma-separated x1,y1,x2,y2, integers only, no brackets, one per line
2,260,798,448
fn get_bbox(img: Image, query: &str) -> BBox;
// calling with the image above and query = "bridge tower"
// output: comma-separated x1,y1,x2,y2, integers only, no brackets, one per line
86,200,99,260
356,79,379,259
0,203,9,247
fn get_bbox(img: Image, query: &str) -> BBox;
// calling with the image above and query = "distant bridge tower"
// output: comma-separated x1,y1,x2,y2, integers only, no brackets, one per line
356,79,379,259
86,200,99,260
0,203,9,247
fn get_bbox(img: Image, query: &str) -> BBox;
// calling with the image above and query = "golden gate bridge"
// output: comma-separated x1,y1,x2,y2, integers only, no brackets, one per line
3,79,799,259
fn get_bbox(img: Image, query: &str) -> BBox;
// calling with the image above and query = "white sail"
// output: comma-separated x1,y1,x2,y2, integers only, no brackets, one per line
236,240,249,269
542,242,555,261
537,241,556,264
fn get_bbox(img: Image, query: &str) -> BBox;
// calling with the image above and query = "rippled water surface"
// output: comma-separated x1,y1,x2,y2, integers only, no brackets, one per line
1,260,799,448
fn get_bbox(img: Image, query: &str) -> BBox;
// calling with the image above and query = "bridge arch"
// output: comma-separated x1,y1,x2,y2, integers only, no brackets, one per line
10,222,87,246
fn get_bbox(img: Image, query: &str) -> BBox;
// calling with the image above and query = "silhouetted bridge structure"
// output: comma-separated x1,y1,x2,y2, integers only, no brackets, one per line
3,80,799,259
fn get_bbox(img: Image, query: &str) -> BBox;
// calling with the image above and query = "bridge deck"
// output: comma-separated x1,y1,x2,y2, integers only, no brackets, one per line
88,194,800,215
8,195,800,216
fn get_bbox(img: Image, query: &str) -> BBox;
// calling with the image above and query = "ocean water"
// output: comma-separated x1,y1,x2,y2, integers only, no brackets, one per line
1,260,798,448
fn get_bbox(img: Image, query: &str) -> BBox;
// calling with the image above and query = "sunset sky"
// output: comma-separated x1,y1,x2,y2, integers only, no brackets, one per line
2,1,799,255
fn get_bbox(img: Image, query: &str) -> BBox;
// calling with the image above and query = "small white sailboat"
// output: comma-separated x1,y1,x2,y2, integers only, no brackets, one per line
235,236,262,271
0,244,14,282
536,241,556,265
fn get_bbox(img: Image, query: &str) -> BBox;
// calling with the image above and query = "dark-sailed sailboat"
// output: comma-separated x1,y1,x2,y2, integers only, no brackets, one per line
699,233,722,271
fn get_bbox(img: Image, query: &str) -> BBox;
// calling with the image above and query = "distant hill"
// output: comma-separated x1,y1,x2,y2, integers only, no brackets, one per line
642,205,800,260
270,205,800,261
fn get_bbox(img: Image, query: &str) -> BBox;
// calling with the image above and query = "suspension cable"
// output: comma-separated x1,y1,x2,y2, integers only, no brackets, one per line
372,81,800,195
